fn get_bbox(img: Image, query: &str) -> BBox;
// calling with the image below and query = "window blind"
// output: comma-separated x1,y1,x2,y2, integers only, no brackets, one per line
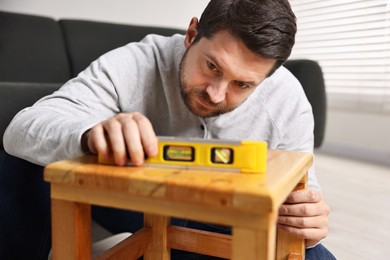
289,0,390,112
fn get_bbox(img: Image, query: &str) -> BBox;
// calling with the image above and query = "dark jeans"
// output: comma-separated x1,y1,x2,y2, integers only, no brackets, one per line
0,151,51,260
0,152,336,260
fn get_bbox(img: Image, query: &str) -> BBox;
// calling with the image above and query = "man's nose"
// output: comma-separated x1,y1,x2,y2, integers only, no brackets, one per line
205,82,228,104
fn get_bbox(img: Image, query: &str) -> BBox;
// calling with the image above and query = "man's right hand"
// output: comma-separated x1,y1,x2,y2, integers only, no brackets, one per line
81,112,158,166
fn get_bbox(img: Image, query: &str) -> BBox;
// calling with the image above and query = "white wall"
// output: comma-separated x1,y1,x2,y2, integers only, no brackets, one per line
321,105,390,167
0,0,210,29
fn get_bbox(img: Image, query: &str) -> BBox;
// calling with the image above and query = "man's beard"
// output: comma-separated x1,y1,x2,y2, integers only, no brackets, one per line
180,87,232,118
178,49,236,118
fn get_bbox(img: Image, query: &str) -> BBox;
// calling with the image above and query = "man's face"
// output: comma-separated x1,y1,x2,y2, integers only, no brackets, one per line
179,29,275,118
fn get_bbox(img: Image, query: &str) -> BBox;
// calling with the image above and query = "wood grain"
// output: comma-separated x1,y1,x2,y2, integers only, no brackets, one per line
167,226,231,259
51,199,91,260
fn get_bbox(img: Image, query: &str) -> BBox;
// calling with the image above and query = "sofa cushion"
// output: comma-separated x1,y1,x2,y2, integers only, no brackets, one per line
0,82,62,150
0,11,70,83
59,19,185,76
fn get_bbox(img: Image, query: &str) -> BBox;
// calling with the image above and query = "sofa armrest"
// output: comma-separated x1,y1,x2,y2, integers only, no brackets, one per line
0,82,62,150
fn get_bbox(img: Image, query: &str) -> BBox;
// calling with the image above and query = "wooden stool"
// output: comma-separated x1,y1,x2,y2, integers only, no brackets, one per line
44,150,311,260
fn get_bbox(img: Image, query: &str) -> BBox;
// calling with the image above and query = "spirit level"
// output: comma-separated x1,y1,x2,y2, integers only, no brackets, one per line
99,136,267,173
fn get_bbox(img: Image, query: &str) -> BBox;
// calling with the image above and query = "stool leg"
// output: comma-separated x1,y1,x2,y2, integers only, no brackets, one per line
232,212,277,260
51,199,91,260
144,214,170,260
276,175,307,260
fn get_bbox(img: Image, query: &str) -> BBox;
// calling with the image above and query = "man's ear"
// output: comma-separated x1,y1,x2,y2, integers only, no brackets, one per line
184,17,199,48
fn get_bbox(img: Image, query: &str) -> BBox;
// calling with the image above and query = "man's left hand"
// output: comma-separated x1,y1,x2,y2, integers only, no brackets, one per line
278,188,330,247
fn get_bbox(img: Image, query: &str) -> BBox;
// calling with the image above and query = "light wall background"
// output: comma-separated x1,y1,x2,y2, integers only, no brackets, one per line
0,0,209,29
1,0,388,166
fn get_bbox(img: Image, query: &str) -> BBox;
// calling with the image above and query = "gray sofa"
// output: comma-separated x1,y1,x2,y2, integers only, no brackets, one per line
0,10,326,259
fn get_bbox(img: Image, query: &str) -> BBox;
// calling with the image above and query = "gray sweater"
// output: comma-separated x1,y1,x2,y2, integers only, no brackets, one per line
3,34,318,188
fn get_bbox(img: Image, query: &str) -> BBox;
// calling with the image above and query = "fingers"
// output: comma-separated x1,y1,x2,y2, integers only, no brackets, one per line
278,215,328,229
86,112,158,166
279,199,329,217
278,206,329,246
284,188,322,204
279,189,330,217
131,113,158,158
122,118,143,165
278,223,328,243
278,188,331,246
104,115,129,165
88,124,109,156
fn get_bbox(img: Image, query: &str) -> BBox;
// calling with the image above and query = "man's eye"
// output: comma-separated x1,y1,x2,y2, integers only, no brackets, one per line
235,81,249,89
207,61,217,71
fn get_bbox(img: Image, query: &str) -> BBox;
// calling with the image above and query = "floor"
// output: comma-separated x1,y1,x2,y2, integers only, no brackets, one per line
92,152,390,259
315,152,390,260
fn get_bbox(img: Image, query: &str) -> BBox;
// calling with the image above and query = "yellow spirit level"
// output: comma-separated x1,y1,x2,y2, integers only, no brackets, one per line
99,137,267,173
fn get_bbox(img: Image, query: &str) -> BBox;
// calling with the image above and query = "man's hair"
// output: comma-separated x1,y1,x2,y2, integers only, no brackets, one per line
194,0,297,76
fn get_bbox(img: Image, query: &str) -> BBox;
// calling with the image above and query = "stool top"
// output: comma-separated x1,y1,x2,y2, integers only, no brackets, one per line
44,150,311,217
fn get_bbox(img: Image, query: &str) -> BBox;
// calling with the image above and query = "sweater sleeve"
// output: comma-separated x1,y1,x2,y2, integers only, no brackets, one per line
265,67,320,190
3,54,122,166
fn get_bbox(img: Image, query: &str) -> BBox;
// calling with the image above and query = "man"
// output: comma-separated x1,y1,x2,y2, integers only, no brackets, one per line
3,0,335,259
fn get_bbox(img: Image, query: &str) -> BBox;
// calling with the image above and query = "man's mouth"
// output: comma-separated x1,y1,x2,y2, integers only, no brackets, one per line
196,96,217,111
